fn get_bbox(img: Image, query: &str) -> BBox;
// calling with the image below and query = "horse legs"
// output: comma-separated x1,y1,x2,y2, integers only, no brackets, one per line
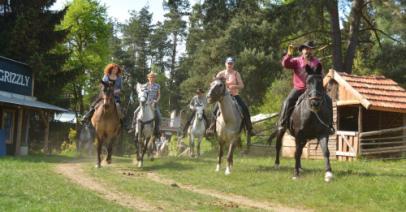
137,135,144,168
216,142,224,172
140,138,149,167
293,138,305,179
106,139,114,164
190,134,195,158
225,142,235,175
197,136,202,157
96,138,102,168
319,136,333,182
274,127,286,169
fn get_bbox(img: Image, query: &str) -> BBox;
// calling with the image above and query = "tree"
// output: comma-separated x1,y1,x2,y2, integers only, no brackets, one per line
58,0,111,118
163,0,190,110
0,0,69,105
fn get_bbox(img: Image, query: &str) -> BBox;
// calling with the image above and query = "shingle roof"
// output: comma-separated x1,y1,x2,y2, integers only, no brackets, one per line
324,70,406,113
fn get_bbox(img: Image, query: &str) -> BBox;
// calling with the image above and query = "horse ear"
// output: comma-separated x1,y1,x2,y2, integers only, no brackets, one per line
305,65,314,75
315,63,322,75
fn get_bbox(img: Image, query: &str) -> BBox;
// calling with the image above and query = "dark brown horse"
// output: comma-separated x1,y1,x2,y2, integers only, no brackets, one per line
91,81,121,168
273,64,334,182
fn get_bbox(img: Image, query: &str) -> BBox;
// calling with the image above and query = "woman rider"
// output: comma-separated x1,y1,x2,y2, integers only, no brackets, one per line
82,63,123,123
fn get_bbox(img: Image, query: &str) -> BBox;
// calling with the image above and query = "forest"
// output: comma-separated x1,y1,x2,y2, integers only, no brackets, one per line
0,0,404,121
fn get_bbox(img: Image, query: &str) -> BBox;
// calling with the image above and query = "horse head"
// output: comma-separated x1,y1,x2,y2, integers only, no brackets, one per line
304,64,324,112
207,77,226,103
195,105,204,120
100,80,115,108
136,83,148,106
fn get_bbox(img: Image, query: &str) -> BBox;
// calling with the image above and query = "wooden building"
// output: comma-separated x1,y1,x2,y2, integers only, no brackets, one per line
282,69,406,160
0,56,68,156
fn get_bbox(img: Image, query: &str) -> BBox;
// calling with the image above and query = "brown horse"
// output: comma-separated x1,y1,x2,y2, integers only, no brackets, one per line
91,80,121,168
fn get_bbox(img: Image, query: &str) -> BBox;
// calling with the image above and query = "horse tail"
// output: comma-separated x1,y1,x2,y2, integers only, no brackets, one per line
267,128,278,145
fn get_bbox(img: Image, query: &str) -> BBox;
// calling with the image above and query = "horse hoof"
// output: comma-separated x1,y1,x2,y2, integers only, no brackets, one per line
215,164,220,172
325,171,333,182
137,161,143,168
95,164,101,168
225,170,231,175
292,176,299,180
274,164,280,169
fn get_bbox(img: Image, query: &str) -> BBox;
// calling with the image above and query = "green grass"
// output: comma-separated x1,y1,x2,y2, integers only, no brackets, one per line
0,154,129,211
1,149,405,211
106,153,406,212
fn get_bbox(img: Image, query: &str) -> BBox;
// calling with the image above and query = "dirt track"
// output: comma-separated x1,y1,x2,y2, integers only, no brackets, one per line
55,163,161,211
56,162,310,211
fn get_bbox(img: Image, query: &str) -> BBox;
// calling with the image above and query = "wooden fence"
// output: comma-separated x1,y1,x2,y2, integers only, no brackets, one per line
359,126,406,157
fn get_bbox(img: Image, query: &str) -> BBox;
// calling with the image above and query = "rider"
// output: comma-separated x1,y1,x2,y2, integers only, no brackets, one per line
129,71,161,136
278,40,330,131
181,88,209,138
206,57,256,136
82,63,123,123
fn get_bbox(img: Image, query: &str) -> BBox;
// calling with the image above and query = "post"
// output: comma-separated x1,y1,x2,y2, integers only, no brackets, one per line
358,105,363,155
40,110,51,155
15,108,24,155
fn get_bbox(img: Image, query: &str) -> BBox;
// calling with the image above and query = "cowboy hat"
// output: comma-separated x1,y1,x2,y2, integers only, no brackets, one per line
298,41,316,51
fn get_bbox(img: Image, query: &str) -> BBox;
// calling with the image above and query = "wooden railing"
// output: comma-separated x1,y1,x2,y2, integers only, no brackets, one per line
359,126,406,156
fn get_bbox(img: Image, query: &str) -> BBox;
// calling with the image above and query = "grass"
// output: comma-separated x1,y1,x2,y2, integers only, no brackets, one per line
0,154,129,211
1,144,405,211
101,147,406,212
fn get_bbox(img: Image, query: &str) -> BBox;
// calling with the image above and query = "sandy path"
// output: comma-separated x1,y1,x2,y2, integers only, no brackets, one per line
119,167,309,212
55,163,161,211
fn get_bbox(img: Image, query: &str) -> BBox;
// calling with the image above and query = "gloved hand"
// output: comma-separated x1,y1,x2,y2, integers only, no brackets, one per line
287,44,294,56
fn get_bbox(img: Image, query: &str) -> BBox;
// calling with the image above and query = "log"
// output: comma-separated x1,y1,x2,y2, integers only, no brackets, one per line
359,126,406,138
361,140,406,146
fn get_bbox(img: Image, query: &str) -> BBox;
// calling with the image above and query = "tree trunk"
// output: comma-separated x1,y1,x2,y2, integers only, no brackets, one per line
169,31,178,110
344,0,364,74
325,0,344,71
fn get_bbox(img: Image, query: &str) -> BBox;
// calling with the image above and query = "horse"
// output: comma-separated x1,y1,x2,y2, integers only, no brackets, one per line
91,80,122,168
273,64,334,182
188,105,206,157
134,83,156,168
207,77,244,175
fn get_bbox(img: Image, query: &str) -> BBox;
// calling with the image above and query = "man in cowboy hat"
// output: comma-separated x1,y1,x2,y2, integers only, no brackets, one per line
277,40,322,131
129,71,161,136
181,88,209,138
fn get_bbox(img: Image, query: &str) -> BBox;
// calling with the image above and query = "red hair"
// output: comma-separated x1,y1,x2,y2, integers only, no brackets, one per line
103,63,122,75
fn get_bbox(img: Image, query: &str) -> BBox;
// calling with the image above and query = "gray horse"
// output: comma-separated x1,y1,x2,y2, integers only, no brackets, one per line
134,83,156,168
273,64,334,182
188,105,206,157
207,78,243,175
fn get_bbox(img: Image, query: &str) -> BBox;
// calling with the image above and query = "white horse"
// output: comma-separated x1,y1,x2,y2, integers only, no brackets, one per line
207,78,243,175
188,105,206,157
134,83,155,168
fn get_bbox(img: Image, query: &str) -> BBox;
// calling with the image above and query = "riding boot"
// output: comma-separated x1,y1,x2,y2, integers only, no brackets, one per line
182,112,195,138
277,89,304,130
206,115,216,135
154,109,161,137
82,108,95,124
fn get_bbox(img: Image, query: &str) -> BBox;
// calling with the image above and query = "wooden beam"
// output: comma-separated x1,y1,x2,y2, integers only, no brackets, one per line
330,70,372,109
369,105,406,114
358,105,363,133
359,126,406,138
336,130,358,136
39,110,51,155
336,100,360,106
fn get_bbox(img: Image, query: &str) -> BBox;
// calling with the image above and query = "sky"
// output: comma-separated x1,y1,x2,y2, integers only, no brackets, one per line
51,0,200,24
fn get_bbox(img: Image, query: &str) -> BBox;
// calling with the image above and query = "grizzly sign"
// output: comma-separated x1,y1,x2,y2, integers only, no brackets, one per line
0,57,33,96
